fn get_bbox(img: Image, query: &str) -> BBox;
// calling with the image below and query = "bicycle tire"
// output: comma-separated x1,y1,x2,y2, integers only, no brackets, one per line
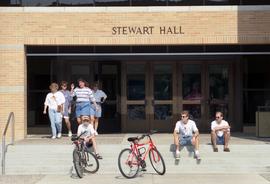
73,149,84,178
118,148,139,179
149,148,166,175
83,149,99,173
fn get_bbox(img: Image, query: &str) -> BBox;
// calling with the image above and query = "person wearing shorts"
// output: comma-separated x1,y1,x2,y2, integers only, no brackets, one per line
173,110,200,160
211,111,231,152
91,82,107,134
60,81,73,137
71,78,99,125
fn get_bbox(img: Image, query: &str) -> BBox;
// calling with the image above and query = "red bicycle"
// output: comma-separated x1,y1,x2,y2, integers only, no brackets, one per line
118,130,166,178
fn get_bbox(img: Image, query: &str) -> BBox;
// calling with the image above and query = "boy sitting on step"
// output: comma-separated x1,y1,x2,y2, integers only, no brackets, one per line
77,115,102,159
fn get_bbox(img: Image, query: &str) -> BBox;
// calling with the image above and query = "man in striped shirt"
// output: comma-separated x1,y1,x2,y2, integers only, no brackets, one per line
71,78,99,125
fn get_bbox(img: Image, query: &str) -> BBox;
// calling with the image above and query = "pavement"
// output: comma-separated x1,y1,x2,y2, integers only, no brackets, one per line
0,133,270,184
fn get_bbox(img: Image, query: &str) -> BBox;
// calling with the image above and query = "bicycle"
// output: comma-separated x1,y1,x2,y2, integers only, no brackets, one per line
118,130,166,178
71,132,99,178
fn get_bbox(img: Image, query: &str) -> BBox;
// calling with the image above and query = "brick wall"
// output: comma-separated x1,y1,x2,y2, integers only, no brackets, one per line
0,6,269,140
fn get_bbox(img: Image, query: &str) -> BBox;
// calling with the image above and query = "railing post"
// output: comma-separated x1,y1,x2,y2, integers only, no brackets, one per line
2,136,5,175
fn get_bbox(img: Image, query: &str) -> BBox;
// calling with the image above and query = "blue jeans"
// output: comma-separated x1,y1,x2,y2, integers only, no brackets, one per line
48,109,62,137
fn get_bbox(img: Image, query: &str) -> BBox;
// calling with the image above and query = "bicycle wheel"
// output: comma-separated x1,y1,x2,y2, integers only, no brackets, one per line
83,149,99,173
118,148,139,179
149,148,166,175
73,149,84,178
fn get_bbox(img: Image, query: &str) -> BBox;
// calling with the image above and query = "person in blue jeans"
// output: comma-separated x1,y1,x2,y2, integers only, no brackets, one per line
173,110,200,160
43,83,65,139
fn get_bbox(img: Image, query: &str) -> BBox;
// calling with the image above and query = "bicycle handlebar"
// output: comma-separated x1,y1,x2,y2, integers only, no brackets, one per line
71,131,86,142
138,130,158,140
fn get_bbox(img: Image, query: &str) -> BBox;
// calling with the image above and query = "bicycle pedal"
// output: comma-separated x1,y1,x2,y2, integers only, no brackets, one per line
141,168,147,172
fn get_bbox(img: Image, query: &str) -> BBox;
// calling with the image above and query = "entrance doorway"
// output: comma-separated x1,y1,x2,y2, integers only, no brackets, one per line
122,61,233,132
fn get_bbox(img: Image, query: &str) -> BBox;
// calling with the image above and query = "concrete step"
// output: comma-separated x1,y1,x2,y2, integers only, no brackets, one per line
3,143,270,175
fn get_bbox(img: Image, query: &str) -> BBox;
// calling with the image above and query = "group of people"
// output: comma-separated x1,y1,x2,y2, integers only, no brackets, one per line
173,111,231,160
43,78,107,159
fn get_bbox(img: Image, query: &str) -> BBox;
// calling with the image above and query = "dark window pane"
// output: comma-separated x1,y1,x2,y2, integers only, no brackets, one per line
27,57,52,90
209,65,229,100
168,0,203,6
154,65,172,100
241,0,270,5
0,0,21,6
22,0,58,6
131,0,166,6
128,105,146,120
127,64,145,100
183,65,201,100
154,105,172,120
205,0,240,5
59,0,94,6
183,104,201,120
95,0,130,6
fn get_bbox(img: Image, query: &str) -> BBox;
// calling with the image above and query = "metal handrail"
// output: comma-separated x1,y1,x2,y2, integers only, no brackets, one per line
1,112,15,175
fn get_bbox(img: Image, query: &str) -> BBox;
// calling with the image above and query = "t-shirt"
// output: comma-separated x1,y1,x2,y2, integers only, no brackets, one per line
44,91,65,110
77,123,95,137
93,90,107,103
174,119,198,137
60,90,72,108
211,120,230,137
72,87,95,103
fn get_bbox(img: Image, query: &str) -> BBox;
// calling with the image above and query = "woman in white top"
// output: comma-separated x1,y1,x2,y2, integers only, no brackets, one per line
43,83,65,139
91,82,107,134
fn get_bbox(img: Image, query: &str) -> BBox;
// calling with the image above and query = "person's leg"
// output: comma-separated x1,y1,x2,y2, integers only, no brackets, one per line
211,131,218,151
90,137,102,159
55,112,62,138
48,109,57,138
94,118,99,131
174,133,181,158
224,131,230,151
64,117,72,133
75,103,82,124
191,136,200,159
90,115,95,126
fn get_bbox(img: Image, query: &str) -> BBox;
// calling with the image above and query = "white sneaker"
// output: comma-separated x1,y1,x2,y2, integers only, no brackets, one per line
57,133,62,138
175,150,180,160
194,152,201,160
51,136,56,139
68,131,72,137
94,130,98,136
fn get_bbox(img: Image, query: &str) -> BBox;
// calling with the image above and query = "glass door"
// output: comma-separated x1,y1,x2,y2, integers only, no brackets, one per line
181,64,204,130
123,63,150,132
150,63,175,132
206,64,233,127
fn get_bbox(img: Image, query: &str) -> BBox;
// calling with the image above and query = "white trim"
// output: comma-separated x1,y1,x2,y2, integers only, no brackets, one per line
0,6,270,13
0,86,24,93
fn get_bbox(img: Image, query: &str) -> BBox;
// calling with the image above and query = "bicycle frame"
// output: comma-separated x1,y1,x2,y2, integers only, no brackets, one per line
127,136,160,166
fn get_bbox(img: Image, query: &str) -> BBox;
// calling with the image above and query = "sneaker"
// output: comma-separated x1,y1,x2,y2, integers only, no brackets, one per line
95,153,103,159
51,136,56,139
175,150,180,160
194,152,201,160
213,147,218,152
94,130,98,136
68,131,72,137
57,133,62,138
224,147,230,152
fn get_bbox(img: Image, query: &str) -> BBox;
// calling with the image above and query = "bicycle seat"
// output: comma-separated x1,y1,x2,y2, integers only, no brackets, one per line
127,137,139,142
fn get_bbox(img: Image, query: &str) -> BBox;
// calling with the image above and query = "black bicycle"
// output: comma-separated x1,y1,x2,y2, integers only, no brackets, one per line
71,132,99,178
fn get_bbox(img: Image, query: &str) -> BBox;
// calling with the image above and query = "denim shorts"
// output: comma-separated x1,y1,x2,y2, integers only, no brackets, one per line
90,104,102,118
75,102,91,117
216,135,225,145
179,136,193,146
63,104,69,118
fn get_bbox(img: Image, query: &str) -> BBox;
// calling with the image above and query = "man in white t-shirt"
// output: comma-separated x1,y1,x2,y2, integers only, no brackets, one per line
211,111,230,152
173,111,200,160
77,116,102,159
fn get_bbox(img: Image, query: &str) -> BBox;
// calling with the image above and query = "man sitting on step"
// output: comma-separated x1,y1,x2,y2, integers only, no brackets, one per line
210,111,231,152
173,110,201,160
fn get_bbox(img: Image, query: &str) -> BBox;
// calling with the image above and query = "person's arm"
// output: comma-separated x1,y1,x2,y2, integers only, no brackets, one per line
101,90,107,103
43,105,48,114
192,122,199,138
89,89,99,111
173,129,179,146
